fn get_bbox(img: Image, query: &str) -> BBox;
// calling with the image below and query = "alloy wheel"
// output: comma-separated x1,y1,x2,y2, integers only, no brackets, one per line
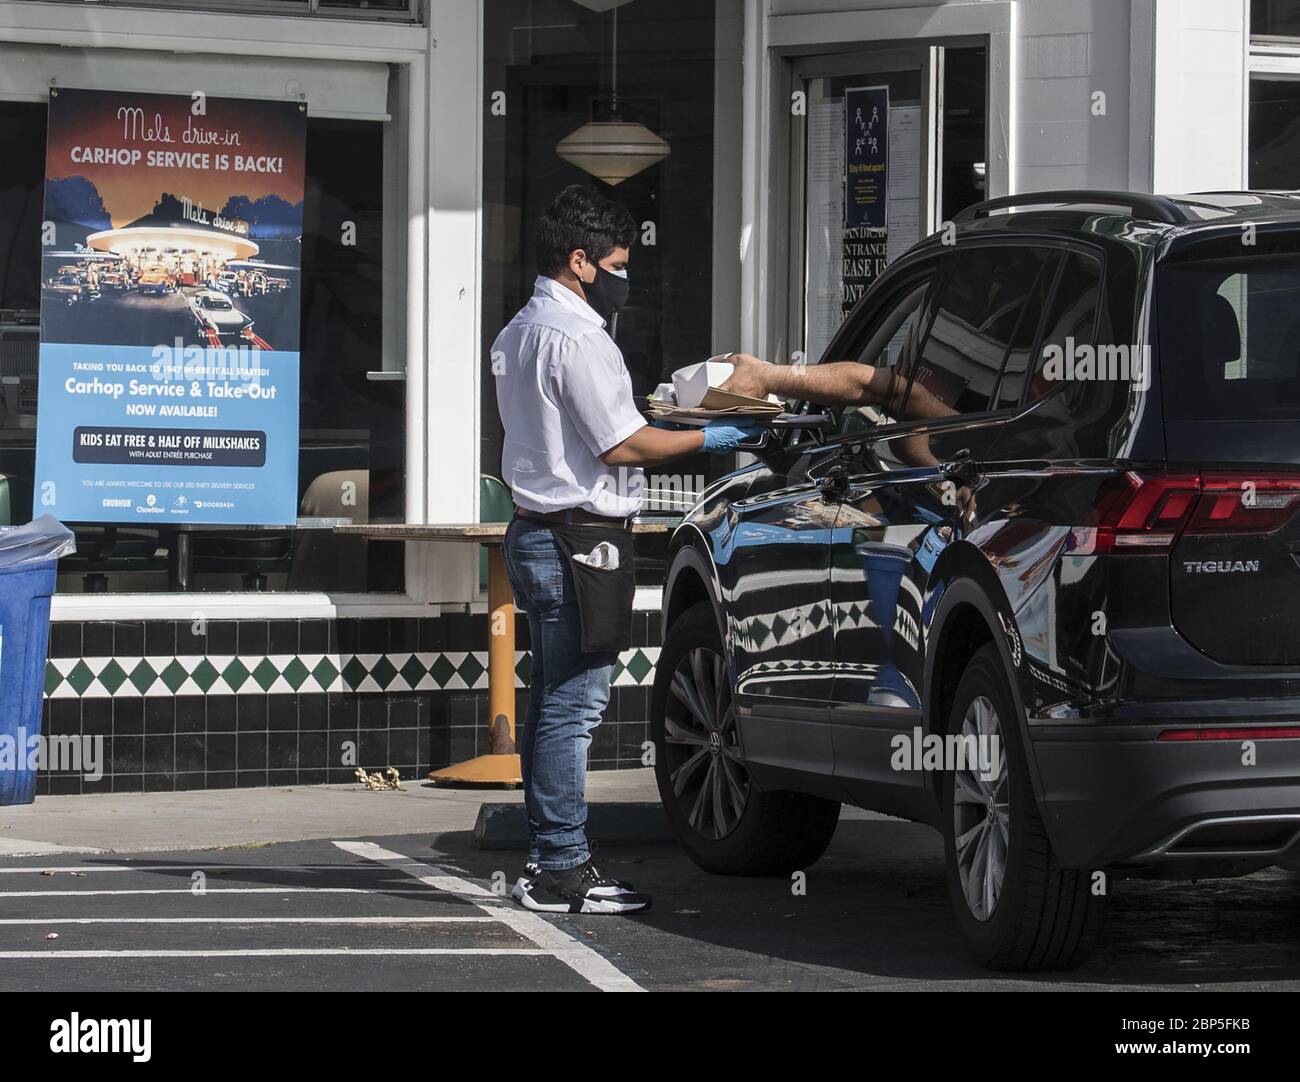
663,646,749,840
952,694,1010,922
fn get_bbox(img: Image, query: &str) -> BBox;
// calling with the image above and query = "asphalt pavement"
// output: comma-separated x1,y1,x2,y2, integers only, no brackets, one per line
2,774,1299,991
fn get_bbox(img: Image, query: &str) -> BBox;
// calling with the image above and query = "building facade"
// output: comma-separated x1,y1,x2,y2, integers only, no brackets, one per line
0,0,1289,794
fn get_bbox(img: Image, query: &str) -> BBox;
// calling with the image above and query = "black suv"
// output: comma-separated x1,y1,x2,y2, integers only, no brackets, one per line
651,190,1300,970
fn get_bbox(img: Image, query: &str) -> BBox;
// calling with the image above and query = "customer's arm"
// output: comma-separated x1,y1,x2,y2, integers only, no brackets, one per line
720,353,909,411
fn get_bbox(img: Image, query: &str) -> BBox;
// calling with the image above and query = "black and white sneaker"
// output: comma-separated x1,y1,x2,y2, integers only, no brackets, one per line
512,859,651,914
510,862,541,903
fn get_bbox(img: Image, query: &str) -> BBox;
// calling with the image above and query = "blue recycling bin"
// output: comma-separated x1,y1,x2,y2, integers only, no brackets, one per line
0,515,75,806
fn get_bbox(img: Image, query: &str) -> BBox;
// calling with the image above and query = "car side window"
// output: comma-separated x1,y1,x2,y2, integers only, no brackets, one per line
907,245,1059,418
1022,249,1104,404
834,277,932,437
994,252,1062,409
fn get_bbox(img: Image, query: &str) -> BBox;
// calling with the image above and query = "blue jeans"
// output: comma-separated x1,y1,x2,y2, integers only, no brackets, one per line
502,516,617,871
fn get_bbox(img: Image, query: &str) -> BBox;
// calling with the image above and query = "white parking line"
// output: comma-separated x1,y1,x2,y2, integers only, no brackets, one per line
0,948,549,959
0,916,495,925
0,864,422,875
0,887,441,898
333,840,644,993
0,848,643,989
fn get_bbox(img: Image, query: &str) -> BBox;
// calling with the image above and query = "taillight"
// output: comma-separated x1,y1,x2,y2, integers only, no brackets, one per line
1186,474,1300,536
1076,472,1200,555
1072,471,1300,555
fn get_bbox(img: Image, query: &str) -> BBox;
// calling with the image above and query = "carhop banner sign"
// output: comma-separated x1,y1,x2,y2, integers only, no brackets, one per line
34,87,306,526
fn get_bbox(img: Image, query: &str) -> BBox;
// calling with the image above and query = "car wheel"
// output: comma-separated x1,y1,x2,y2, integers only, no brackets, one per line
651,601,840,875
941,643,1105,970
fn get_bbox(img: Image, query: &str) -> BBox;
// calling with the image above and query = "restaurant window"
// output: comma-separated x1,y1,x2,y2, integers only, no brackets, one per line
0,100,404,593
480,0,745,584
1249,78,1300,186
1252,0,1300,38
1250,2,1300,188
31,0,422,20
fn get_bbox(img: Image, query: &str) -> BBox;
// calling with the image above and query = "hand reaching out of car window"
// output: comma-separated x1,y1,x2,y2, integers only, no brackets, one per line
721,353,883,408
718,354,774,400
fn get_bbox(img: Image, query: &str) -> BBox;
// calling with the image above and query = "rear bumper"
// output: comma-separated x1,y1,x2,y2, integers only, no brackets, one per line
1030,725,1300,870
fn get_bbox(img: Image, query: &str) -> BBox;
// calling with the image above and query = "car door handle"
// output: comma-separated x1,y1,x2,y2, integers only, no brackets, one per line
815,463,852,501
815,463,871,503
939,448,981,486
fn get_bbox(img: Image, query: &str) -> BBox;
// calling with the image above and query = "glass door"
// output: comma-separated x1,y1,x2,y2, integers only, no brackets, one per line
790,47,943,364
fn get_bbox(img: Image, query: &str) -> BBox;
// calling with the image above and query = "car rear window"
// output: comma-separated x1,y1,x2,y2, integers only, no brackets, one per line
1159,255,1300,420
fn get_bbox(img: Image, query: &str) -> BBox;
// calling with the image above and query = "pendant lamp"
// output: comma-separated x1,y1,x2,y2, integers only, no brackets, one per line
556,4,670,185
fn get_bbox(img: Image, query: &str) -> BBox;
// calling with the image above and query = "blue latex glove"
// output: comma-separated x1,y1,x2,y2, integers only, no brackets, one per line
701,418,764,452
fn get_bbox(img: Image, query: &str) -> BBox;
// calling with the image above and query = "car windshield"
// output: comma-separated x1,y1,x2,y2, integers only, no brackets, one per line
202,297,232,310
1159,254,1300,420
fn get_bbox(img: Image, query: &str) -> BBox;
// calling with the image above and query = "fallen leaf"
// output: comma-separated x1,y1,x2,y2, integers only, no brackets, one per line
355,767,402,791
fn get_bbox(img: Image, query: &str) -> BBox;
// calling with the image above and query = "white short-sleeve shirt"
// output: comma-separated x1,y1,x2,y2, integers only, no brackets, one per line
493,276,646,517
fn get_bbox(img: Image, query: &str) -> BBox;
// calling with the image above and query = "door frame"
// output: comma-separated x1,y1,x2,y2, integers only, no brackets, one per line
786,45,944,368
741,1,1016,367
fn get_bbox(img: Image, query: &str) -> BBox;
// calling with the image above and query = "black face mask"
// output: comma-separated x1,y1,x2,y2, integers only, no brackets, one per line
582,265,629,325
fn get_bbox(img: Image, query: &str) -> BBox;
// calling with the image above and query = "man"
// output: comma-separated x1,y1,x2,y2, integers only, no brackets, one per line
494,185,757,915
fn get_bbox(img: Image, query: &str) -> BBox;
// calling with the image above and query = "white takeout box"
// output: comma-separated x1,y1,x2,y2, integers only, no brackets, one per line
651,381,677,405
648,356,783,425
672,358,736,408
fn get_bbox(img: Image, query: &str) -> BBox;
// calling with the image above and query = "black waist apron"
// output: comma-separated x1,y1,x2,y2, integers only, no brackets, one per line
548,523,636,655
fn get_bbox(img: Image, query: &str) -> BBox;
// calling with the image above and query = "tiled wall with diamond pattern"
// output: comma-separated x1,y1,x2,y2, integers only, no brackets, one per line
35,613,662,795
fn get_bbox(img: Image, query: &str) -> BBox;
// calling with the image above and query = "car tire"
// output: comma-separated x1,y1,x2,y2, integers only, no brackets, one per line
651,600,840,876
941,643,1105,970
